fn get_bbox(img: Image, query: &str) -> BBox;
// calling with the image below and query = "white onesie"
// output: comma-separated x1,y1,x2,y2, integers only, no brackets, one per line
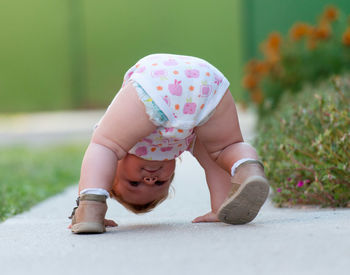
106,53,230,161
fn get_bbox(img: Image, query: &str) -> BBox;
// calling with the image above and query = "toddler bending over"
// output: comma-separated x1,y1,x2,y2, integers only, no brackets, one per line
69,53,269,233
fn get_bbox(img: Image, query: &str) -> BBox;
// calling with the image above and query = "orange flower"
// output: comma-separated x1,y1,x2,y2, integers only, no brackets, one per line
251,88,264,104
323,5,339,22
245,60,269,75
306,22,331,49
314,22,331,40
342,27,350,46
242,74,258,90
255,61,270,74
244,60,259,73
290,23,312,41
267,32,282,51
261,32,282,64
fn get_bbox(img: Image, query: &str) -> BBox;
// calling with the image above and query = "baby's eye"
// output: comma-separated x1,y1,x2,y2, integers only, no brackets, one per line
129,181,140,187
154,181,166,186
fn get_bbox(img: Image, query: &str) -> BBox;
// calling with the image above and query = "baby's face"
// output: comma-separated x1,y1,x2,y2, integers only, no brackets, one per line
113,154,175,205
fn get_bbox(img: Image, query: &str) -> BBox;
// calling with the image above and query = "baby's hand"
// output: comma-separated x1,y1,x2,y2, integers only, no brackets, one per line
104,218,118,227
192,211,219,223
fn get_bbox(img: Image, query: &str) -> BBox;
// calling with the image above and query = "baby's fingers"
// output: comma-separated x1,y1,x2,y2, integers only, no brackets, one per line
192,212,219,223
104,219,118,227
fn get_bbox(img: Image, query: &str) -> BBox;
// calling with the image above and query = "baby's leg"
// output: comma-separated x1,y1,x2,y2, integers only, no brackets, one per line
194,90,269,225
195,90,257,170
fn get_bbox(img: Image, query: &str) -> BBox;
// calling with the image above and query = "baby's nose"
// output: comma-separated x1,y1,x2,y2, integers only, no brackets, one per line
143,176,158,185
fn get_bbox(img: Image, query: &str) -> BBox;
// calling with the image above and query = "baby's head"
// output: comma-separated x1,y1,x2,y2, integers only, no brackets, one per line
110,154,175,213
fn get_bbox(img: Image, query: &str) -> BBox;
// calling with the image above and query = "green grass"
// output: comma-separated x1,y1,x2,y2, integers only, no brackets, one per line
0,144,86,221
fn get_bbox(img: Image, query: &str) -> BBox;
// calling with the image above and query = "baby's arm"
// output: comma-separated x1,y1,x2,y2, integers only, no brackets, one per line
191,138,232,223
79,82,157,192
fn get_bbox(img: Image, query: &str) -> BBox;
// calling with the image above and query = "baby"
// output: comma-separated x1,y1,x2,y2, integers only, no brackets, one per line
69,53,269,233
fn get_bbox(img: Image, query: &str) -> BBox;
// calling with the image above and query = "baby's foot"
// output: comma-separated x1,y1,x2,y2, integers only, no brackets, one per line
218,161,269,225
69,194,107,233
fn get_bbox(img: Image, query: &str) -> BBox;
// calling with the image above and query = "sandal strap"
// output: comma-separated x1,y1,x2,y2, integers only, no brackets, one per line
80,193,107,203
236,159,264,170
68,197,80,219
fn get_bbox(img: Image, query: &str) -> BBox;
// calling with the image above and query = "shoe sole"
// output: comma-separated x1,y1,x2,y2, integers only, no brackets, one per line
71,222,106,234
218,176,269,225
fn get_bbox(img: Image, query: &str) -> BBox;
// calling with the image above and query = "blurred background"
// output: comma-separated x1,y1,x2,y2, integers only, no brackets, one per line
1,0,350,222
1,0,349,113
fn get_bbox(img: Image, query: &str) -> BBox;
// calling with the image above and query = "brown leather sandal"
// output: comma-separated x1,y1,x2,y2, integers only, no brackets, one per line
218,160,269,225
69,194,107,234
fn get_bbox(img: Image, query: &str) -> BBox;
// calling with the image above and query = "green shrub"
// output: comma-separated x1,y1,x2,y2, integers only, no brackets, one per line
255,75,350,207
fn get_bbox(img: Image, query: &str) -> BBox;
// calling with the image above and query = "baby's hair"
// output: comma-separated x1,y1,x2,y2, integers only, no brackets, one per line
110,173,175,214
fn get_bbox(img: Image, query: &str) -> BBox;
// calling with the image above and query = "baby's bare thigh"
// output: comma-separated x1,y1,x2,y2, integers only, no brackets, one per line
194,90,243,154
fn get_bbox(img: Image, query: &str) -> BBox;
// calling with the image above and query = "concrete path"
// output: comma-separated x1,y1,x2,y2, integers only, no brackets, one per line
0,109,349,275
0,110,105,146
